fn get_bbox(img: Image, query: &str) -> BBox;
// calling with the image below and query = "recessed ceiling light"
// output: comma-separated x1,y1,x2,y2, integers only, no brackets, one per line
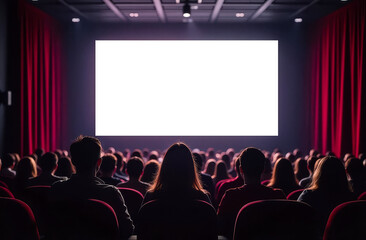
129,13,139,17
236,13,245,18
191,5,199,10
72,18,80,23
294,18,303,23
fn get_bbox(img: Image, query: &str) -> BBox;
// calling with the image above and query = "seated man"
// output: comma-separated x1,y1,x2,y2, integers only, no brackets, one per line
99,154,123,186
117,157,150,196
217,147,285,239
28,152,67,186
49,136,134,239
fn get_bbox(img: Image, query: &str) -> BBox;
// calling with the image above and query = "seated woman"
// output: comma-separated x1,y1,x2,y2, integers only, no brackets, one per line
268,157,302,196
143,142,211,204
298,156,355,230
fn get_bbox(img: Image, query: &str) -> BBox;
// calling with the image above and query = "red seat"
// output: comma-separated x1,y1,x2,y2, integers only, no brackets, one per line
117,187,144,222
357,191,366,200
261,179,270,186
23,186,51,236
0,186,14,198
49,198,119,240
287,189,304,200
137,199,217,240
0,197,40,240
0,180,9,189
323,200,366,240
233,199,321,240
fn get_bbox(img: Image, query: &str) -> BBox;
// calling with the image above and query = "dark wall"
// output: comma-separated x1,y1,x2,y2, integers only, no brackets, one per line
0,0,6,155
64,22,310,153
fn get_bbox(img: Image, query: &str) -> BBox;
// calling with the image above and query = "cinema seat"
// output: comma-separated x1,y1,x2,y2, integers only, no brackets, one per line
0,197,40,240
287,189,304,200
233,199,321,240
0,180,9,189
49,198,119,240
137,199,217,240
0,186,14,198
357,191,366,200
323,200,366,240
117,187,144,222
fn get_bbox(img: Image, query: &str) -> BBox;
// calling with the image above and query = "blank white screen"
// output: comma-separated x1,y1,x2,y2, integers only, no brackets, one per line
95,40,278,136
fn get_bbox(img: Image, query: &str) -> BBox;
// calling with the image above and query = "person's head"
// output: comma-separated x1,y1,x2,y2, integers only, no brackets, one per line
293,148,302,158
309,149,319,157
113,151,124,173
193,153,203,171
285,152,296,164
131,149,143,159
149,151,159,161
34,148,45,160
54,156,75,178
141,160,160,184
38,152,58,174
221,154,231,170
234,157,241,174
204,159,216,176
126,156,144,179
213,160,229,180
269,158,298,187
70,136,102,174
310,156,350,192
345,157,363,180
150,142,202,192
240,147,265,180
100,154,117,177
294,158,309,181
306,156,318,174
16,157,37,180
1,153,15,169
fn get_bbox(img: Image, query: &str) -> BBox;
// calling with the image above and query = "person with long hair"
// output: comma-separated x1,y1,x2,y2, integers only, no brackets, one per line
298,156,354,229
267,157,301,195
13,156,37,197
143,142,210,204
140,160,160,184
212,160,230,187
294,158,310,182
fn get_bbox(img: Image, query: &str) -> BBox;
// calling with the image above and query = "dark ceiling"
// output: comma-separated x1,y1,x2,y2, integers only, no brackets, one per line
29,0,351,23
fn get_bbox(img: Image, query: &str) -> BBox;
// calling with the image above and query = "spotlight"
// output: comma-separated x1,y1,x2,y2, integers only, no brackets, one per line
72,18,80,23
183,2,191,18
294,18,302,23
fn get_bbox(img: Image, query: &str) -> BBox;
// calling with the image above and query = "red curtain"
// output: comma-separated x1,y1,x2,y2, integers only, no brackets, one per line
310,0,366,157
19,0,63,156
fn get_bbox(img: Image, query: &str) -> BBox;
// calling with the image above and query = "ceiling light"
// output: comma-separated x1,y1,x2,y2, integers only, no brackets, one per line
129,13,139,17
183,2,191,18
72,18,80,23
294,18,303,23
236,13,245,18
191,5,199,10
198,0,202,3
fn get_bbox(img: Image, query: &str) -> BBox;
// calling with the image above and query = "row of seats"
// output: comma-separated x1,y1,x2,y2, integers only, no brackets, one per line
1,184,366,240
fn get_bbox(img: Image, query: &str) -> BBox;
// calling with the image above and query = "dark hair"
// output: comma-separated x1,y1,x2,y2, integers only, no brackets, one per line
240,147,265,178
268,158,298,188
34,148,45,159
141,160,160,184
193,153,203,171
126,157,144,178
150,142,203,192
16,157,37,180
114,151,124,172
263,158,272,175
221,154,231,170
203,159,216,176
39,152,58,172
70,136,102,172
307,156,319,173
55,156,75,178
131,149,143,159
345,157,363,180
100,154,117,174
294,158,309,182
1,153,15,168
309,156,351,192
212,160,229,180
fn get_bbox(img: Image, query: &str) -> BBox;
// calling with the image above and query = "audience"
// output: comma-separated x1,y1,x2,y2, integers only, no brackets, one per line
117,156,150,195
49,136,134,239
143,142,211,204
113,151,128,181
140,160,159,184
299,156,319,188
204,159,216,176
12,156,37,197
212,160,230,187
294,158,309,182
298,156,355,230
193,152,215,201
217,147,285,239
99,154,122,186
267,157,302,195
54,156,75,178
27,152,67,186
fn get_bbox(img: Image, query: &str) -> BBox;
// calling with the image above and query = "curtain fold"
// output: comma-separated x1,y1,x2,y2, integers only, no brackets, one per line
310,0,365,157
19,0,63,155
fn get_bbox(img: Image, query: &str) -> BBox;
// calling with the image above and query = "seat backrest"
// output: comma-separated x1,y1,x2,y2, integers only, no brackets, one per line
117,187,144,222
357,191,366,200
22,185,51,236
0,186,14,198
0,197,40,240
287,189,304,200
233,199,321,240
0,180,9,189
137,199,217,240
49,198,119,240
261,179,270,186
323,200,366,240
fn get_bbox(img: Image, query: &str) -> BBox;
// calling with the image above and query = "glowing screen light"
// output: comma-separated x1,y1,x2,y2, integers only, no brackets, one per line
95,40,278,136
